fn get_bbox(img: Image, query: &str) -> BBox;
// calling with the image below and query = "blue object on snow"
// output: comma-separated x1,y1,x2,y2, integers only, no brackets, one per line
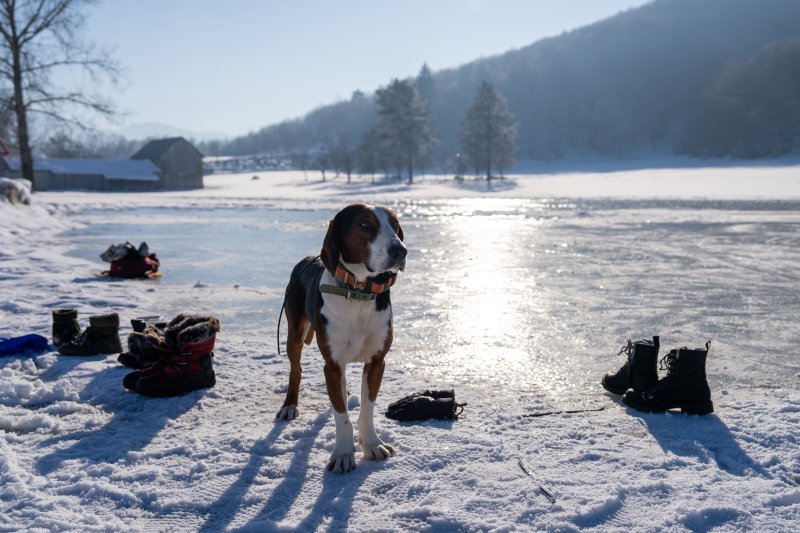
0,334,50,357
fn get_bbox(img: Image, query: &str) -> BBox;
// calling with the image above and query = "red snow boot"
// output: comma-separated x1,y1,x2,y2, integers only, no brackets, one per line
134,338,217,397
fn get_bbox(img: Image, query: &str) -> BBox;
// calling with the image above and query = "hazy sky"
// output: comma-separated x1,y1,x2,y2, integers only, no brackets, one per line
86,0,650,137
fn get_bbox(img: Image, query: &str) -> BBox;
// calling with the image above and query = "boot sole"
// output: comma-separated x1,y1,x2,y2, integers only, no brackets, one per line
622,396,714,415
135,373,216,397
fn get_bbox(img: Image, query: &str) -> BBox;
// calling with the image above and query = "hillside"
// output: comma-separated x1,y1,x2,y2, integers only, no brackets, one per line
209,0,800,163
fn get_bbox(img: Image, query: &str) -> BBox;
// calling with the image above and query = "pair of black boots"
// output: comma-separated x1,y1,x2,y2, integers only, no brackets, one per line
602,336,714,415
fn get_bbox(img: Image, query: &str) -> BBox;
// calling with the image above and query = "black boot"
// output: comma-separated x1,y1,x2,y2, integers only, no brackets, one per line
52,308,81,347
58,313,123,356
602,336,659,395
623,341,714,415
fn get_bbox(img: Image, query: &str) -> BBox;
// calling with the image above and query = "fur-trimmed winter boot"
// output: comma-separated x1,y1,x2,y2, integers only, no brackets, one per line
51,308,81,347
118,320,168,369
602,336,659,395
623,341,714,415
124,313,220,396
58,313,123,356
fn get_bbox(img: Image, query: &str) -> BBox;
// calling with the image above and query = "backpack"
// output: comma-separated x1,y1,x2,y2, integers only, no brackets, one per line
108,253,160,279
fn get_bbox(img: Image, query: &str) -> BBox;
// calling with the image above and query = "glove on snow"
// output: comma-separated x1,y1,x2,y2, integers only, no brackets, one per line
386,390,465,421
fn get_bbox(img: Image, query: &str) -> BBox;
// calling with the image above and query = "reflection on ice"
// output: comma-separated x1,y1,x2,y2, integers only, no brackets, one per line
61,197,800,404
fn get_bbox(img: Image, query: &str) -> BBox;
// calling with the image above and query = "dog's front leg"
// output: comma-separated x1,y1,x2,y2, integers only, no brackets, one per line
324,360,356,473
359,356,394,461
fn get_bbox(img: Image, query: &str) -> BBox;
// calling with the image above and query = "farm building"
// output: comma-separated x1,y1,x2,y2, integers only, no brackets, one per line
131,137,204,189
0,137,204,191
0,158,161,192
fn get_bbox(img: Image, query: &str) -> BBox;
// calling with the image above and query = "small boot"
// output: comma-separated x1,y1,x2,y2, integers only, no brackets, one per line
58,313,123,356
602,336,660,395
51,308,81,347
118,320,168,369
623,341,714,415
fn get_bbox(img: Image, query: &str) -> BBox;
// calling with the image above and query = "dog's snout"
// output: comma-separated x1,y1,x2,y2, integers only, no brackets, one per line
389,243,407,261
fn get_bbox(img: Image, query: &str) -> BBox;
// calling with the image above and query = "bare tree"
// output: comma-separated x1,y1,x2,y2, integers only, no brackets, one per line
0,0,119,190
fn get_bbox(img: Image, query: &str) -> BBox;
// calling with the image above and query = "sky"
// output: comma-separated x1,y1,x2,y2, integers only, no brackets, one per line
86,0,651,138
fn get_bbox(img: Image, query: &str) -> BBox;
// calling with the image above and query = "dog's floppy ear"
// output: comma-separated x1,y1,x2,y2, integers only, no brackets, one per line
320,216,340,274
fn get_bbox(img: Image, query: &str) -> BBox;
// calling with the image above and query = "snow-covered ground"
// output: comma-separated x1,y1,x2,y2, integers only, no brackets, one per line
1,163,799,531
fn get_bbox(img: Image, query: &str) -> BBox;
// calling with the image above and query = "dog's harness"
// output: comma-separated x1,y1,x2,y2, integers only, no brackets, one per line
320,262,397,301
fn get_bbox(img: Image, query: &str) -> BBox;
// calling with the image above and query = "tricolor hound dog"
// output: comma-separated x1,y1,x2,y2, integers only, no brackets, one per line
277,203,407,473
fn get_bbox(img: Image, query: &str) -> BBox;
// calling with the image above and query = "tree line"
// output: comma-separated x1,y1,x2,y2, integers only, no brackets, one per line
206,0,800,164
4,0,800,193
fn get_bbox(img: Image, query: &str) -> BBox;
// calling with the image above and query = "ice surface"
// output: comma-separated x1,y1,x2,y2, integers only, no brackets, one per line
1,166,799,530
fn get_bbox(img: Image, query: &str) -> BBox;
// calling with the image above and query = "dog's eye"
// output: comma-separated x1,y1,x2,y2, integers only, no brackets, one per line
359,221,372,231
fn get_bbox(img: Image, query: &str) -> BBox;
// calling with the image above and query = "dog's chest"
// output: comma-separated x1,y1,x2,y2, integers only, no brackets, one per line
320,292,391,365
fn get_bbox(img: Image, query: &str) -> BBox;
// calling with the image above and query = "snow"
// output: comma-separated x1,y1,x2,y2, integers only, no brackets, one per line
1,160,799,531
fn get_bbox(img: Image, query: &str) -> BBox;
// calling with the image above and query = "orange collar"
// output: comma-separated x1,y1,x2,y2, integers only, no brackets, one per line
335,263,397,294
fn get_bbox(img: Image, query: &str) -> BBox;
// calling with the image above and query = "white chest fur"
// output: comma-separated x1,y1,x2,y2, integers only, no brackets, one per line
318,275,392,366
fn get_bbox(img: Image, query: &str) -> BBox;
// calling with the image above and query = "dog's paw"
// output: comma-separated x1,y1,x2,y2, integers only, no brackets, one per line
360,439,394,461
326,451,356,474
276,404,298,420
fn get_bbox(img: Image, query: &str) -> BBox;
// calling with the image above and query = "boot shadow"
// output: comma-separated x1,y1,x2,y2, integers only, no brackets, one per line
630,410,771,478
198,411,329,533
36,364,201,475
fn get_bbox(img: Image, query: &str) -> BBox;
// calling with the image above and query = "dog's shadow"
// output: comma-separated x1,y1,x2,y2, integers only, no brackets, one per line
199,410,382,532
198,411,327,532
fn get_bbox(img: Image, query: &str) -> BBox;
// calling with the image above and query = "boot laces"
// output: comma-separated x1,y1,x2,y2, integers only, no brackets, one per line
616,339,634,366
659,349,679,377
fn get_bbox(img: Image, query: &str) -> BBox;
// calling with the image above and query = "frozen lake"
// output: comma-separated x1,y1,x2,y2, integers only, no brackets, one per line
63,197,800,403
4,168,800,531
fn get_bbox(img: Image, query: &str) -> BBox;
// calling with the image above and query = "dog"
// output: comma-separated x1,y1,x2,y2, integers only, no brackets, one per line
277,203,407,473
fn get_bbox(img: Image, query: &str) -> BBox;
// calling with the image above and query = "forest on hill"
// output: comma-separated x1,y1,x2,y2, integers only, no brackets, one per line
202,0,800,165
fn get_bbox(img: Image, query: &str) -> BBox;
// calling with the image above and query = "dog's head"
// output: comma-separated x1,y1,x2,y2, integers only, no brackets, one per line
321,203,406,279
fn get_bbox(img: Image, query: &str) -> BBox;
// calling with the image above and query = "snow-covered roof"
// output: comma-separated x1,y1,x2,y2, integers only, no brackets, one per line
132,137,203,161
4,157,160,181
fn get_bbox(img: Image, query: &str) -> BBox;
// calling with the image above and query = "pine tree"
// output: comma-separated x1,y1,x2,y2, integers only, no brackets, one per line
460,81,517,182
416,63,434,107
357,128,381,182
375,79,434,184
